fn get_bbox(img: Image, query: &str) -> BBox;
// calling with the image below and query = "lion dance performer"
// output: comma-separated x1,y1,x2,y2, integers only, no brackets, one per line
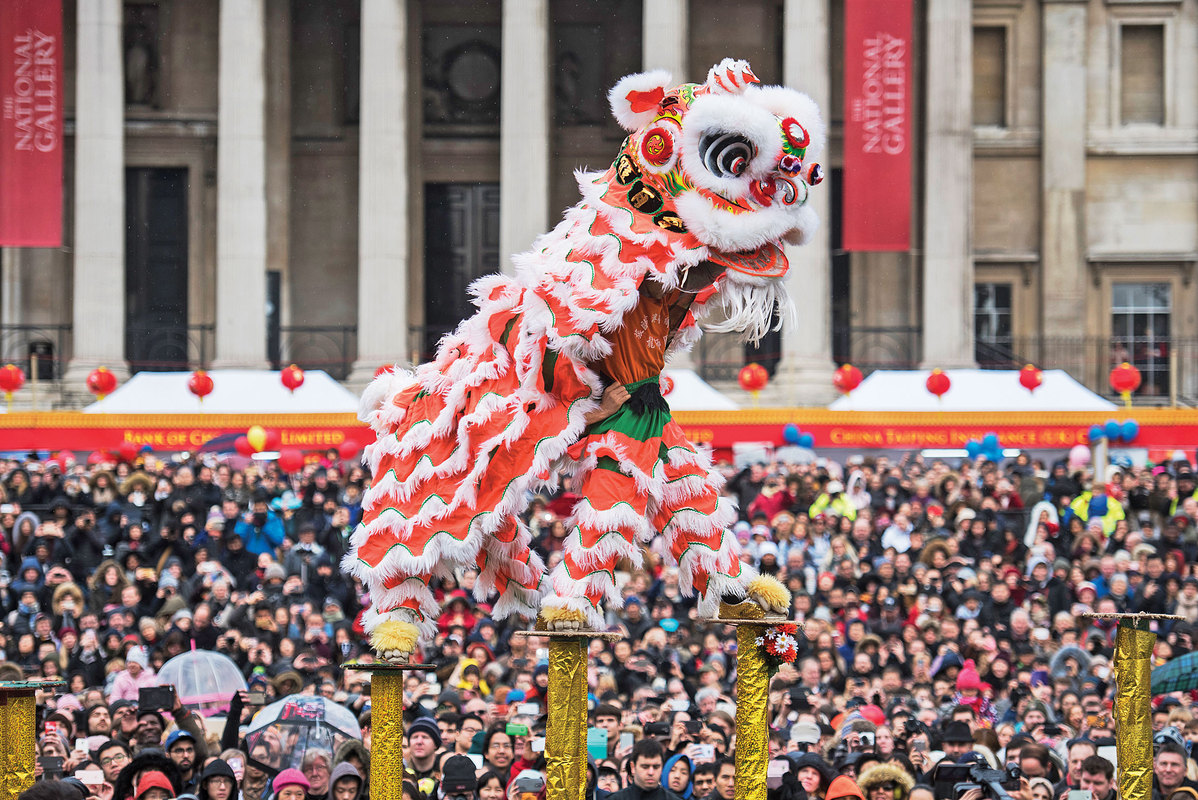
346,59,825,660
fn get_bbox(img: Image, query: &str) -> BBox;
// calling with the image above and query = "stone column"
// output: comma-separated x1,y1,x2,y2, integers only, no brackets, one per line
920,0,975,368
641,0,697,372
499,0,550,273
1041,2,1087,365
213,0,269,368
348,0,410,389
65,0,127,383
767,0,837,405
642,0,687,79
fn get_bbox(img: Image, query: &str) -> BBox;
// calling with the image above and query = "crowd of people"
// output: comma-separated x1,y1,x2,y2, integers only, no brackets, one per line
4,445,1198,800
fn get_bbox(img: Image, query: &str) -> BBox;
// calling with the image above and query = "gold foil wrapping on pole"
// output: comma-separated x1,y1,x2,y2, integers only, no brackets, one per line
547,638,588,800
0,691,11,800
1114,620,1156,800
735,625,769,800
9,692,36,798
371,670,406,800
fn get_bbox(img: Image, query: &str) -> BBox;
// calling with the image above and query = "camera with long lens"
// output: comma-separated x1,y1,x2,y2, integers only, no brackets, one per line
933,762,1021,800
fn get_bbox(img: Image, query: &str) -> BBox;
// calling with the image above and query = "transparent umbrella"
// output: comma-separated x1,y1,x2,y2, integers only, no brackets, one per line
244,694,363,774
157,650,248,717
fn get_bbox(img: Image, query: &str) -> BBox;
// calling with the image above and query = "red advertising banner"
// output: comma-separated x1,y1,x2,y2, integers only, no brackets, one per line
0,0,63,247
842,0,912,252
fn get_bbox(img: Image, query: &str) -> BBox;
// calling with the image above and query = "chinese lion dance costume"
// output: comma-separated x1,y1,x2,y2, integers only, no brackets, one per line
346,59,825,660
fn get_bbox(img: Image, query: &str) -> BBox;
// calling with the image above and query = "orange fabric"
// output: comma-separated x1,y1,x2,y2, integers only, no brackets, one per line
827,776,866,800
595,287,674,384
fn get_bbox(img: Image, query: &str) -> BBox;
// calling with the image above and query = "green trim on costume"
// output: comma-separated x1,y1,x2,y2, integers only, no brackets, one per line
586,377,671,440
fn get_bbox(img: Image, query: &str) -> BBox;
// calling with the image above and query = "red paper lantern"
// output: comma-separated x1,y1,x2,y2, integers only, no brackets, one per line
926,369,951,399
188,369,214,402
660,375,675,396
337,440,361,461
281,364,305,393
118,440,140,463
0,363,26,404
833,364,863,395
277,449,305,473
1109,362,1141,394
738,363,769,393
234,436,255,457
86,367,118,399
1018,364,1042,393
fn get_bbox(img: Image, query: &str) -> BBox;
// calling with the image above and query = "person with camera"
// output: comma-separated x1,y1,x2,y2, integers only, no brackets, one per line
1076,755,1115,800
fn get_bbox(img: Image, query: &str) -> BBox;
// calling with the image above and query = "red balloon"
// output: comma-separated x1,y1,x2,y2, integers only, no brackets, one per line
0,363,26,395
277,449,305,473
833,364,863,395
234,436,255,457
337,440,361,461
1018,364,1042,393
281,364,305,393
86,367,118,398
926,369,951,398
1109,362,1142,395
188,370,214,401
738,363,769,393
118,441,140,463
55,451,75,471
87,450,108,466
660,375,675,396
264,430,282,451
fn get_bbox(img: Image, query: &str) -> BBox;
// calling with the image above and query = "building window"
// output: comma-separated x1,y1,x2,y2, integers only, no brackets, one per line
972,27,1006,127
974,282,1013,366
423,25,502,136
1121,24,1165,125
1111,282,1170,396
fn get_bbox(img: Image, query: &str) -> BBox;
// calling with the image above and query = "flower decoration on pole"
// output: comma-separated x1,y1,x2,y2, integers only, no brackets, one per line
833,363,863,395
1109,362,1141,408
738,362,769,406
86,367,119,400
280,364,305,394
756,623,801,676
0,363,25,410
925,368,951,400
1018,364,1042,394
187,369,214,403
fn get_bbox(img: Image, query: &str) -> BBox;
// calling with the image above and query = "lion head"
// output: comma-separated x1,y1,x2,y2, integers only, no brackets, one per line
605,58,826,278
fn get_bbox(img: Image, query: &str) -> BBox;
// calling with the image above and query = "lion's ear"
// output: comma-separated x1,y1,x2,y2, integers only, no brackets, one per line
608,69,673,131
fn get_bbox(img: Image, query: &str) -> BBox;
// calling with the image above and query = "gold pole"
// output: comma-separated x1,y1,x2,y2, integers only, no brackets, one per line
735,625,770,800
1114,619,1155,800
369,668,407,800
546,638,588,800
8,690,37,797
0,689,11,800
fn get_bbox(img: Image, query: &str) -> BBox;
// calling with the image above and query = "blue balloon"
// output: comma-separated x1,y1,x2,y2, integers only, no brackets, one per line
1088,425,1106,443
981,433,1000,451
1121,419,1140,443
1105,419,1122,441
986,446,1004,462
965,440,981,458
798,433,815,449
783,423,801,445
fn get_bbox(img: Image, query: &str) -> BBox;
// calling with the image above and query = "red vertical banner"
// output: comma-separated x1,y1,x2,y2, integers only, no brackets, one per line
0,0,63,247
843,0,912,252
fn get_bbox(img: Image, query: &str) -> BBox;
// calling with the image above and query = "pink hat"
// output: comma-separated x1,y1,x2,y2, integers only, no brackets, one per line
956,659,983,692
273,769,311,793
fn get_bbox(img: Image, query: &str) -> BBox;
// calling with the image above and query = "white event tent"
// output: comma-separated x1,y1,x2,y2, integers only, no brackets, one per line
828,369,1117,412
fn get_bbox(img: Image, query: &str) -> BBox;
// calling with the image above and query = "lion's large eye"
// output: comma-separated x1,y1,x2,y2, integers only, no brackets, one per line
698,131,756,178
